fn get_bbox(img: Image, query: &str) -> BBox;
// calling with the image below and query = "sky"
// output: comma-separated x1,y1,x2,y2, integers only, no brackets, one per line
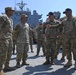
0,0,76,21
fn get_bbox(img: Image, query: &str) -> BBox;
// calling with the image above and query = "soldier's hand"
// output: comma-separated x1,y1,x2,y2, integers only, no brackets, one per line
46,24,51,28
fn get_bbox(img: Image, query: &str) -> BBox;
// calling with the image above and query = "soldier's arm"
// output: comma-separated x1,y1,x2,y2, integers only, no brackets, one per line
71,19,76,32
29,27,32,38
44,21,60,28
0,16,6,34
55,21,64,29
50,21,64,28
0,16,10,34
13,24,20,39
0,16,5,28
14,24,20,31
74,19,76,26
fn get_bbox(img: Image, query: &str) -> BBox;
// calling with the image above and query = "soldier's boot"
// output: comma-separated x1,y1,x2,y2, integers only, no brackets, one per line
51,57,55,65
74,64,76,70
64,60,72,67
13,47,15,54
74,62,76,70
43,53,46,56
31,50,34,53
36,49,40,56
4,64,15,71
30,45,33,52
60,56,65,60
55,50,59,59
55,55,57,59
0,70,5,75
22,61,29,66
43,59,50,65
36,53,39,56
16,62,21,68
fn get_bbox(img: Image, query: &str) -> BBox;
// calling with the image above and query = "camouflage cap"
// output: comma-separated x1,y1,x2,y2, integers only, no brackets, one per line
5,7,15,11
21,14,28,18
63,8,72,14
47,12,54,16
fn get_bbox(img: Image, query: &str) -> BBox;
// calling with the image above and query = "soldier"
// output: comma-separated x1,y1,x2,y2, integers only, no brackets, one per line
12,27,17,54
43,12,60,65
0,7,15,74
55,19,66,60
13,14,30,68
29,27,34,53
61,8,76,68
35,22,45,56
72,26,76,70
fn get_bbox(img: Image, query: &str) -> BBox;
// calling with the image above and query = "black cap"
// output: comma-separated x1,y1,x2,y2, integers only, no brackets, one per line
63,8,72,14
47,12,54,16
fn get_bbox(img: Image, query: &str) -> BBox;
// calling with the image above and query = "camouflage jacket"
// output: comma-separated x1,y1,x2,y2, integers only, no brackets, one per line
36,26,44,40
61,16,76,38
14,22,30,43
29,27,33,39
44,19,60,39
0,14,13,40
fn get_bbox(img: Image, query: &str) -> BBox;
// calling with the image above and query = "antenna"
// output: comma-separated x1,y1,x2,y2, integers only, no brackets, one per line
14,0,17,10
17,0,27,11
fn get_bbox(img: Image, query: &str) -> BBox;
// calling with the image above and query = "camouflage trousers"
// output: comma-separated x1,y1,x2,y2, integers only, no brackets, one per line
29,38,33,51
45,38,56,61
55,38,66,58
36,40,45,55
0,39,13,70
16,43,29,62
13,39,17,54
72,39,76,63
64,38,74,61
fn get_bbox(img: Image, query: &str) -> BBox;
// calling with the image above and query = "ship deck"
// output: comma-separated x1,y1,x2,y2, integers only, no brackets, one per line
5,45,76,75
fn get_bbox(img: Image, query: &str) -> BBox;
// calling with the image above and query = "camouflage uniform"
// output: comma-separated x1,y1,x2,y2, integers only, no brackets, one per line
0,14,13,70
61,17,76,67
44,20,60,64
72,26,76,69
36,25,45,56
14,21,29,65
55,25,66,60
66,18,76,69
29,27,33,52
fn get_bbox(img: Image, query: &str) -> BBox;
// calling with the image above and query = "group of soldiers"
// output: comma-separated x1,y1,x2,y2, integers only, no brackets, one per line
0,6,76,75
0,7,34,75
35,8,76,70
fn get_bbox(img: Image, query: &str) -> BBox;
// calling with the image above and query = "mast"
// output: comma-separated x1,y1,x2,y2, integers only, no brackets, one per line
17,0,27,11
14,0,17,10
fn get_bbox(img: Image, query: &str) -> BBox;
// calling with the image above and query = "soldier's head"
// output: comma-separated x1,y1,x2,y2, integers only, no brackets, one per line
21,14,28,23
63,8,72,17
5,7,15,16
47,12,54,21
39,22,43,28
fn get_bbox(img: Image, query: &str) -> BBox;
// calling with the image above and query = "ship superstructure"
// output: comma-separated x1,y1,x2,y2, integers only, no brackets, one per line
11,0,42,28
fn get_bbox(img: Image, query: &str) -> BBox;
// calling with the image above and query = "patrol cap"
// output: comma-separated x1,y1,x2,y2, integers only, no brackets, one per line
63,8,72,14
5,7,15,12
47,12,54,16
21,14,28,18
